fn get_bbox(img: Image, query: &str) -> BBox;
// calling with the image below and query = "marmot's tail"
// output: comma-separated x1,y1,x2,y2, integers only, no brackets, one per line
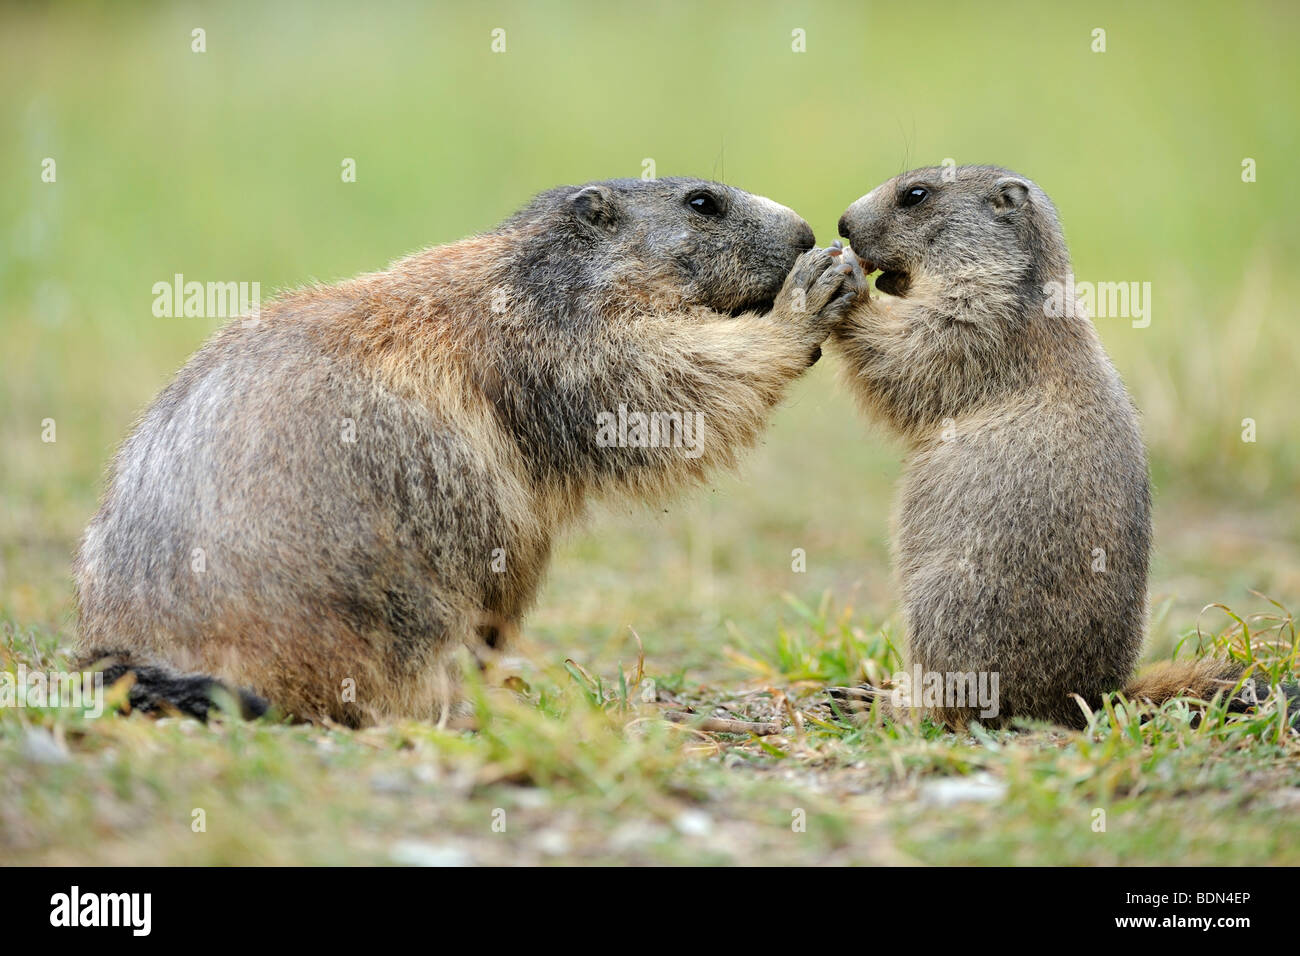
83,650,268,721
1123,658,1300,718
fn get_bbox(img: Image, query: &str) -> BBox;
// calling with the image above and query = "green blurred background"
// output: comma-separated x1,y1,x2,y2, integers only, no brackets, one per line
3,0,1297,674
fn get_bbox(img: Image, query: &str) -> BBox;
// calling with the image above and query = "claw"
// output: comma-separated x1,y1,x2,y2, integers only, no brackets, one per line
840,247,868,286
826,684,881,701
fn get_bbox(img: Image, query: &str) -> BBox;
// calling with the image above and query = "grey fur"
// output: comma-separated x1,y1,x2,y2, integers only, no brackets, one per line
833,165,1150,728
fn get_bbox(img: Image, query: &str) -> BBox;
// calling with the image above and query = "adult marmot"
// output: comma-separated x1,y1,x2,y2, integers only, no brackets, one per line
76,177,856,726
830,165,1269,728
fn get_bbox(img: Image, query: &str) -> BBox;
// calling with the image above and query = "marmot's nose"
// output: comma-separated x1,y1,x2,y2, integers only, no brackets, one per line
795,221,816,252
837,213,850,239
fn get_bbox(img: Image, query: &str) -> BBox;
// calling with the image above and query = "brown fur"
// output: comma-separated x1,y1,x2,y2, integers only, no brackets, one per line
1123,658,1244,707
75,178,854,726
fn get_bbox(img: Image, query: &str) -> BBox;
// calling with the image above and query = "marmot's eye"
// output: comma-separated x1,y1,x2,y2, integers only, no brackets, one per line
899,186,929,208
686,191,724,217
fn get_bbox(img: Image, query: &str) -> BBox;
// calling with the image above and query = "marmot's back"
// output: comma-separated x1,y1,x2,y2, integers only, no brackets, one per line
76,315,525,724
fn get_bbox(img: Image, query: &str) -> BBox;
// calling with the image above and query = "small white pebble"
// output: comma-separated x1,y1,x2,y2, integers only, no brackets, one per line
609,820,668,850
673,809,714,837
389,840,471,867
534,829,570,856
512,788,551,809
21,727,69,765
919,773,1007,807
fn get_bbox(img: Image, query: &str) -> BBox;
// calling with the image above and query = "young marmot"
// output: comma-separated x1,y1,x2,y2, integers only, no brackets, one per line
829,165,1257,728
76,177,856,726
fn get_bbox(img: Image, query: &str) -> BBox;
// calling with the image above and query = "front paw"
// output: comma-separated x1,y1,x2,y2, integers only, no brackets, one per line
773,245,864,344
823,242,869,325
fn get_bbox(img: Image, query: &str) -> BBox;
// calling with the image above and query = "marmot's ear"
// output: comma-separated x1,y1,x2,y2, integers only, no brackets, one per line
990,177,1031,214
568,185,622,233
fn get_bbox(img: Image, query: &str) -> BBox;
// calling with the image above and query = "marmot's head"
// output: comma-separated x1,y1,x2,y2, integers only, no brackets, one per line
502,178,815,317
837,165,1069,302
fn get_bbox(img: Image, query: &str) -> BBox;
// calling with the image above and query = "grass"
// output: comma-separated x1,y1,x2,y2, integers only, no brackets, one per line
4,595,1298,865
2,0,1299,865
